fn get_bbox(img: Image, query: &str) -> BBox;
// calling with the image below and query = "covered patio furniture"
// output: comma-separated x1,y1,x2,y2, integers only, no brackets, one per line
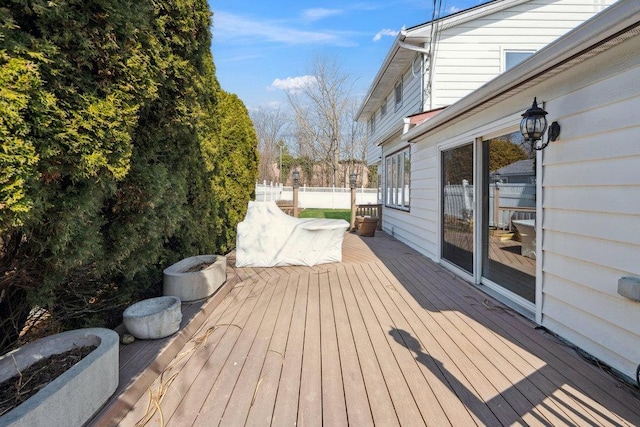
512,219,536,259
235,201,349,267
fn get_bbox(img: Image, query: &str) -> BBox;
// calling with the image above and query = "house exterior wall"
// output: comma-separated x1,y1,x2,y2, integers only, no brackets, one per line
401,12,640,381
430,0,616,108
367,68,422,165
362,0,617,165
539,41,640,382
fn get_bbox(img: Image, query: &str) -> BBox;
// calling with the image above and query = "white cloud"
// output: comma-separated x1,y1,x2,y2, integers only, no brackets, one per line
213,11,355,46
373,28,399,42
302,8,343,22
266,100,286,109
269,75,317,93
448,6,461,14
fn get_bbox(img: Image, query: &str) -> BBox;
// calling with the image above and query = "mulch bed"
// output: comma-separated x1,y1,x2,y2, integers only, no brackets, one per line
0,345,96,416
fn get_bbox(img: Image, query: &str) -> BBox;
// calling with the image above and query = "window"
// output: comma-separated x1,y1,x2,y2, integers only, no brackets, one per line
504,50,535,71
385,147,410,210
381,97,387,117
394,78,403,111
368,113,376,135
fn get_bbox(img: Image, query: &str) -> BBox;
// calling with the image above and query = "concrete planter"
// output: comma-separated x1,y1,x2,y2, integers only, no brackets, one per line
0,328,118,427
163,255,227,302
123,296,182,339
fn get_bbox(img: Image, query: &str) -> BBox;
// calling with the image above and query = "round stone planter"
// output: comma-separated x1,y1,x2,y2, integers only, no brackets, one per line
163,254,227,302
123,296,182,339
0,328,119,427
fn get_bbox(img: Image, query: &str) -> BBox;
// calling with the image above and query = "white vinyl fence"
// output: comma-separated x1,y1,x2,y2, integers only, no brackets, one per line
444,182,536,229
254,181,379,209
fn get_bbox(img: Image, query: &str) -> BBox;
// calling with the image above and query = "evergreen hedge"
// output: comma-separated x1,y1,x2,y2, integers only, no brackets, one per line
0,0,257,353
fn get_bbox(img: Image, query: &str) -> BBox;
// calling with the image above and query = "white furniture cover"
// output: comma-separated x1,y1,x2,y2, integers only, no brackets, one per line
236,201,349,267
512,219,536,259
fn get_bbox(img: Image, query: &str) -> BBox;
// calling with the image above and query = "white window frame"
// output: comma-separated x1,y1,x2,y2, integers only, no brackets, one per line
503,49,536,72
368,113,376,135
384,146,410,210
381,97,387,117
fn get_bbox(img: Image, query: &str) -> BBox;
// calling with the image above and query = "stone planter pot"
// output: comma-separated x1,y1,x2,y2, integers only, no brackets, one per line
123,296,182,339
163,255,227,302
358,216,379,237
0,328,118,427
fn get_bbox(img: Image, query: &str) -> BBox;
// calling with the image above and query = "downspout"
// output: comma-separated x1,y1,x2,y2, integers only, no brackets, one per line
403,117,412,134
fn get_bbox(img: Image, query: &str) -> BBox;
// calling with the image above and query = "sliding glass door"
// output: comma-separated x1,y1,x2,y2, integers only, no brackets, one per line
441,134,537,307
441,143,474,274
482,132,536,303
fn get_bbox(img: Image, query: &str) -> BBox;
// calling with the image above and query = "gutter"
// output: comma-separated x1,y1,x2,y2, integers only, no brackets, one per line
398,40,431,54
402,0,640,142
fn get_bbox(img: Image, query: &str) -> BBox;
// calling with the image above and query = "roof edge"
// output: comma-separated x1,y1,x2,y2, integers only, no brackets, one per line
402,0,640,142
356,0,521,121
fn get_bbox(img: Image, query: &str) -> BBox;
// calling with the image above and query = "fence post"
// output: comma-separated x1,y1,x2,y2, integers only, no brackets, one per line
494,183,500,229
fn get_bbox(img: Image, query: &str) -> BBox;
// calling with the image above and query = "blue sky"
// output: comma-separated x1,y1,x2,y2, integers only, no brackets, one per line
209,0,489,111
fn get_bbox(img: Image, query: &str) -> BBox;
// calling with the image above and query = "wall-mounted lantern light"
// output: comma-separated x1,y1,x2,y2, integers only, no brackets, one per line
292,169,300,188
349,172,357,189
520,97,560,151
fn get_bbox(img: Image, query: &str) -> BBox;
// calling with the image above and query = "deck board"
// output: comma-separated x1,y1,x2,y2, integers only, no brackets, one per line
243,273,298,426
298,271,323,427
218,274,288,426
193,275,281,425
319,270,348,426
385,256,554,425
337,263,400,427
329,268,374,426
350,263,427,426
90,232,640,427
270,272,308,426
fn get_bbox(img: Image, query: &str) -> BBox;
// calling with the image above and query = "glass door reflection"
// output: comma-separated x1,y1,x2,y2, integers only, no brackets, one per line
441,143,474,274
482,132,536,303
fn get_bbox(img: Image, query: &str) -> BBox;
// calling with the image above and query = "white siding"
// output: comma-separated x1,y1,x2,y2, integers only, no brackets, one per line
380,137,440,258
430,0,616,108
401,26,640,380
367,67,422,165
540,55,640,380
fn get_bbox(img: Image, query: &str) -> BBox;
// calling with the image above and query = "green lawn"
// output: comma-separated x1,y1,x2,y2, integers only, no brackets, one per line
299,208,351,222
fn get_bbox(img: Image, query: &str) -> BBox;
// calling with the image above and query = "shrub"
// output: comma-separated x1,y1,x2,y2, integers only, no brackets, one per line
0,0,258,352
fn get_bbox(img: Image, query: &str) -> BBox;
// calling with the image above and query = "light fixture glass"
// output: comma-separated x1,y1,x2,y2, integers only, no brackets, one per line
292,169,300,188
520,97,548,143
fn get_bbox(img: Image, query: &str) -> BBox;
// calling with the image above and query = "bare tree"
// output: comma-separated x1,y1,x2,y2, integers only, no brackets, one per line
342,97,368,186
286,54,362,187
250,107,289,183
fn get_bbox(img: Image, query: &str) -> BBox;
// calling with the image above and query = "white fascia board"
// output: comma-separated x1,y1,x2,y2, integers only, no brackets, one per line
404,0,528,37
356,37,403,122
402,0,640,142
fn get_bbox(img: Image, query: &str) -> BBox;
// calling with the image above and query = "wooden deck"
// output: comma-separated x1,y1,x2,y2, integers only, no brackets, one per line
90,232,640,426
